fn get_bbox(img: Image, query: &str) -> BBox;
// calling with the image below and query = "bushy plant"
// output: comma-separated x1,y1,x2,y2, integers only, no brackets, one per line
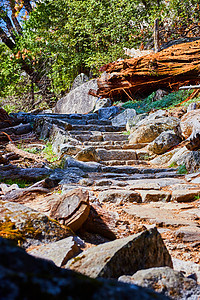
122,90,193,113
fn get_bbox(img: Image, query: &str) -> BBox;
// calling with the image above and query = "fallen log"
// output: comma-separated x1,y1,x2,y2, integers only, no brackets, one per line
0,123,32,135
97,40,200,100
5,143,45,163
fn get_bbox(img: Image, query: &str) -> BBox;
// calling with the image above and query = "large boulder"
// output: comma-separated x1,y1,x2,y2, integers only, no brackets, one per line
111,108,137,127
129,117,180,144
0,237,170,300
54,79,98,114
0,200,72,247
167,147,200,172
67,227,172,279
119,267,200,300
147,131,181,154
180,109,200,138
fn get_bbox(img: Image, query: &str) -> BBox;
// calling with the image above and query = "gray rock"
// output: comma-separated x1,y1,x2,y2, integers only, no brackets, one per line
60,144,82,156
54,79,98,114
180,109,200,138
129,117,180,144
126,113,148,131
167,147,200,173
186,128,200,151
153,89,168,101
75,147,100,162
93,98,112,113
50,188,90,231
150,148,179,165
67,227,172,278
64,157,101,172
172,257,200,284
50,124,81,154
50,167,85,184
137,190,171,202
0,200,72,248
0,237,170,300
71,73,89,90
119,267,200,300
79,178,94,186
147,131,181,154
111,108,137,127
187,102,197,112
98,106,121,120
28,236,80,267
171,189,200,202
98,190,142,204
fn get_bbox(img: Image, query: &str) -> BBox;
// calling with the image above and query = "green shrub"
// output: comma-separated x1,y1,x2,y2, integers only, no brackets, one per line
121,90,193,113
177,164,188,174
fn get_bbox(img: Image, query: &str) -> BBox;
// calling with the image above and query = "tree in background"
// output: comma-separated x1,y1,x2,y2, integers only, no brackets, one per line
0,0,200,111
0,0,57,109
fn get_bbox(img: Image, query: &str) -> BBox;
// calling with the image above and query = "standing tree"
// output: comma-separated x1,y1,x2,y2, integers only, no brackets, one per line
0,0,57,108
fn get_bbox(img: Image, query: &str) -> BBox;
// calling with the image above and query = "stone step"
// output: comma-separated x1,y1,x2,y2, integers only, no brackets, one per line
83,141,127,146
70,133,128,143
89,170,181,181
102,160,149,166
97,149,137,161
70,124,126,132
122,143,148,150
100,165,178,174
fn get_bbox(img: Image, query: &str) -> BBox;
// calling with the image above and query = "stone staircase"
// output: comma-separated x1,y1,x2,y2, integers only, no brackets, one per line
13,111,181,183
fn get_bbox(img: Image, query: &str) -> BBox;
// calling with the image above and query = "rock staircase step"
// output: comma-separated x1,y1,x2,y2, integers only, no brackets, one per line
97,149,137,161
100,165,178,174
102,160,149,166
122,143,148,150
89,171,181,181
70,133,128,143
70,124,126,132
83,141,126,146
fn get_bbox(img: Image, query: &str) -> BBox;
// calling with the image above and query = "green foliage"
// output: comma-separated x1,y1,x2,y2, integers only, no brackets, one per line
0,178,30,188
121,90,193,113
42,142,58,162
169,162,178,168
177,164,188,174
1,0,200,110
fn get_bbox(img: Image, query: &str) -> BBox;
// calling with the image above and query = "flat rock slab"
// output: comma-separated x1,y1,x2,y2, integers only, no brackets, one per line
136,190,171,202
119,267,200,300
27,236,80,267
0,200,72,247
127,182,161,190
126,178,186,188
175,226,200,242
124,202,198,227
97,149,137,161
67,227,172,279
171,189,200,202
98,190,142,204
